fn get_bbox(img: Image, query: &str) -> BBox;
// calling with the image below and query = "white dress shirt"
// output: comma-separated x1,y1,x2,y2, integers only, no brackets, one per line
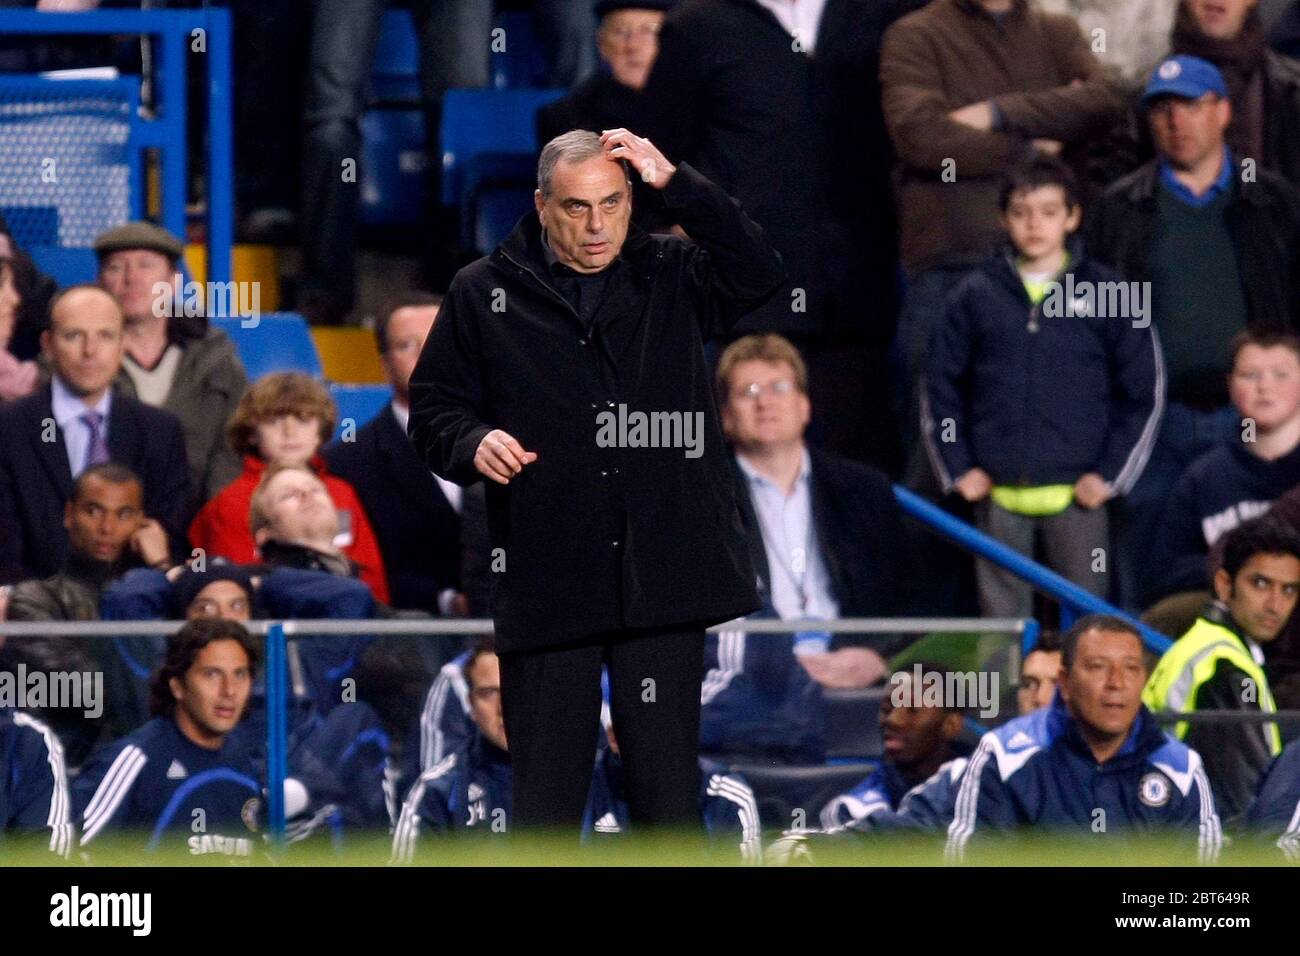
392,401,462,514
754,0,828,54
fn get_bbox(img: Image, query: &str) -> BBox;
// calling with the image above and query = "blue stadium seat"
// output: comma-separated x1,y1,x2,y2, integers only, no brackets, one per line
491,11,550,89
473,186,535,253
328,384,393,442
210,313,323,381
360,109,426,227
371,8,421,103
440,88,565,249
26,244,97,287
440,88,565,207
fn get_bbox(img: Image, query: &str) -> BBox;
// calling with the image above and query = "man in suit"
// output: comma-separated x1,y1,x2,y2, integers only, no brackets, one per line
324,292,479,617
636,0,931,472
0,284,192,584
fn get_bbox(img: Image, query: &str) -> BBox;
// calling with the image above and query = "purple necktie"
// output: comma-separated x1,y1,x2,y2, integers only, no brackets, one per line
81,410,110,471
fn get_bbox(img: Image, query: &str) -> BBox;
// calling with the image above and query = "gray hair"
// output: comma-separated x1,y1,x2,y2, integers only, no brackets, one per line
537,129,629,199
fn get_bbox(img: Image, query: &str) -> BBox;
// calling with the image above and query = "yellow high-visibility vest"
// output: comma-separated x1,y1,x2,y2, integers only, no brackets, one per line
1143,615,1282,755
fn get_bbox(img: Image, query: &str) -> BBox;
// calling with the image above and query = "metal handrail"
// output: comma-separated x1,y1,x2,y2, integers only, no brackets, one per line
0,616,1032,637
893,485,1174,655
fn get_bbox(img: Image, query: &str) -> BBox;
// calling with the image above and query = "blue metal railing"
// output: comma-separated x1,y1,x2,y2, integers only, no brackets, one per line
0,9,233,284
264,623,287,847
893,485,1174,656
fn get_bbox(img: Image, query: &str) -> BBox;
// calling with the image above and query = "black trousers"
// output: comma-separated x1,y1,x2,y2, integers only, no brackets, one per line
498,625,705,832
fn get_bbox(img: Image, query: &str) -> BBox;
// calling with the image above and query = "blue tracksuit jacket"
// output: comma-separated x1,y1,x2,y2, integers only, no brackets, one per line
946,695,1220,861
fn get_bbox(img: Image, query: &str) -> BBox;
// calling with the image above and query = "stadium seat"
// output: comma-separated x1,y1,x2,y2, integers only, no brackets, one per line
329,383,393,442
722,761,879,831
360,108,426,227
440,88,565,248
823,687,885,761
184,242,282,312
491,11,550,89
473,186,535,254
312,327,386,384
371,8,421,103
210,312,323,381
26,244,97,287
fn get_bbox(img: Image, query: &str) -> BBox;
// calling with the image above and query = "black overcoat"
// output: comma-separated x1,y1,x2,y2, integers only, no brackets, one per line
408,163,785,653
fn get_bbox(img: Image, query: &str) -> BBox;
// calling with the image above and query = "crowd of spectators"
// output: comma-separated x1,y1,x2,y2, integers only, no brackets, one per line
8,0,1300,861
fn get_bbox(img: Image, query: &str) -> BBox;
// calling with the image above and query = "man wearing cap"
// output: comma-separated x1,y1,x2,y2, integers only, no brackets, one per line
1086,53,1300,609
96,221,248,503
537,2,677,235
1170,0,1300,187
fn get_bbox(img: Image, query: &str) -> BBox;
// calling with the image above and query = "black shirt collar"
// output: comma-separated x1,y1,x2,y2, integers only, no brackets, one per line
541,229,621,279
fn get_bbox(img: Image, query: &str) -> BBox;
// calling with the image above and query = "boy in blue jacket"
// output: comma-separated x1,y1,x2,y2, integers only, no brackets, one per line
924,157,1164,617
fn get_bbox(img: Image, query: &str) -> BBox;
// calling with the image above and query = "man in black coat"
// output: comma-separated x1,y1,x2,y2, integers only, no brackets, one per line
634,0,922,471
0,286,192,584
408,128,784,830
325,293,478,616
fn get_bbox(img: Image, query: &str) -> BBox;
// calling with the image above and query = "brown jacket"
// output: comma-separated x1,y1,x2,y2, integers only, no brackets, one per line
881,0,1125,275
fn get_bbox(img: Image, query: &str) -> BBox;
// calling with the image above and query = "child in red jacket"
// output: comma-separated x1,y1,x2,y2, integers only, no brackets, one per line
189,372,390,603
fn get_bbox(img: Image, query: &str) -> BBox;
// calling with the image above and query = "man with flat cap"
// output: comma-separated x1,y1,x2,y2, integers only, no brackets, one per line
95,221,248,503
409,128,784,833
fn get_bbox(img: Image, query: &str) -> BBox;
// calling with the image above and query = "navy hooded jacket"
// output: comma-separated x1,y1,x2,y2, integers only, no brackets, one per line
923,247,1163,493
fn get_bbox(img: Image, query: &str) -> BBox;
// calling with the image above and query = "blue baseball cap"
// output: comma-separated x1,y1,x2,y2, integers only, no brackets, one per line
1141,55,1229,106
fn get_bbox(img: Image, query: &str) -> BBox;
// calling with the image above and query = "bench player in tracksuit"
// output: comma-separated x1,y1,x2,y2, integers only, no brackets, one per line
1247,739,1300,859
819,662,970,833
104,563,393,839
946,615,1221,862
73,619,279,856
408,647,475,790
1,707,73,856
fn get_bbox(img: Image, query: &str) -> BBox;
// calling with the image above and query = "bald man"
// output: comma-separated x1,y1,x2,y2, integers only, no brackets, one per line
0,284,192,583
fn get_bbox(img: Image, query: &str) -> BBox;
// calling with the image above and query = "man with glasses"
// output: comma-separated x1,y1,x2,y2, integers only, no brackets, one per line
537,2,672,147
700,334,908,765
1086,54,1300,609
717,333,908,692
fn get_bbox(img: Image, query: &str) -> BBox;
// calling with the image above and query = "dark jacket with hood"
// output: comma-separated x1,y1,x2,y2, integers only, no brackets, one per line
923,243,1162,493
